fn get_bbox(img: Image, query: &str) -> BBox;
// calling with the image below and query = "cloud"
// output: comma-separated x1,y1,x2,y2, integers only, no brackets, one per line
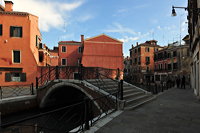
10,0,84,32
119,36,139,43
104,23,137,35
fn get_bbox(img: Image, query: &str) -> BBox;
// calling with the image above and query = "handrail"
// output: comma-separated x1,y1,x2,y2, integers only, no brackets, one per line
1,93,117,132
0,83,34,99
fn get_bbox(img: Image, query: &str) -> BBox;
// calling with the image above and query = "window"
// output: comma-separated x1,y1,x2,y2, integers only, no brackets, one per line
78,58,81,66
134,58,137,64
168,64,172,70
10,26,22,37
134,49,137,53
13,50,21,63
61,58,67,66
173,51,177,57
168,52,171,58
5,72,26,82
62,46,66,52
146,66,150,72
145,57,150,64
0,24,2,36
130,51,132,57
138,57,141,64
145,47,150,52
138,48,141,53
78,47,82,53
173,63,178,70
130,59,132,65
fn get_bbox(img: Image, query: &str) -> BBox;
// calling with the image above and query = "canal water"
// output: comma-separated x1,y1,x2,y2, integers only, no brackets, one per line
1,102,86,133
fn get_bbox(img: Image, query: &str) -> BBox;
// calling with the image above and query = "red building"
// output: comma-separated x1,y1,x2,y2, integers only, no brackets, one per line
58,40,83,66
82,34,123,70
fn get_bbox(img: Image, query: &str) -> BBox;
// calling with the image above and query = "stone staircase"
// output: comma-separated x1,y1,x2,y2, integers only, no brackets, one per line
84,79,156,110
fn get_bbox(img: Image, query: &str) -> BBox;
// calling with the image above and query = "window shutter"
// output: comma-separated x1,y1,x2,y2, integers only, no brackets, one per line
10,26,13,37
5,73,11,82
0,24,2,36
20,73,26,82
20,27,23,37
36,35,38,47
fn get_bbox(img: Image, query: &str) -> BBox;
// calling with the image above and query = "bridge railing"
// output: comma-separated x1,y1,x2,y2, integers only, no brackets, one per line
36,66,80,88
1,93,118,132
0,83,34,99
36,65,124,99
82,67,120,95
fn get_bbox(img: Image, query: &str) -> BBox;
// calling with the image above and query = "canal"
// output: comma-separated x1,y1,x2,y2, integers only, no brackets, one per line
1,101,86,133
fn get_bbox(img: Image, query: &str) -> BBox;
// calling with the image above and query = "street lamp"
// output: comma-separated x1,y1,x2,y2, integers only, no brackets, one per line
172,5,200,16
171,6,187,16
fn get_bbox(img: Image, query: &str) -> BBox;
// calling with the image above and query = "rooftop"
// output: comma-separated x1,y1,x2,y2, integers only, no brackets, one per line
58,41,82,45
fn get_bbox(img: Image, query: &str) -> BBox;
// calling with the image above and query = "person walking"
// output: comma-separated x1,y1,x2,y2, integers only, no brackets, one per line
181,75,186,89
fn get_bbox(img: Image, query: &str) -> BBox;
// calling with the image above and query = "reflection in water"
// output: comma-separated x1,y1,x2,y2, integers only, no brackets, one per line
1,102,85,133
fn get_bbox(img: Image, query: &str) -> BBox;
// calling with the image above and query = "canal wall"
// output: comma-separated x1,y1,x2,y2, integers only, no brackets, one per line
0,95,38,116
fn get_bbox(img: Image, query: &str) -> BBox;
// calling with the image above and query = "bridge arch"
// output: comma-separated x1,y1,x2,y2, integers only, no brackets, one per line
39,82,100,110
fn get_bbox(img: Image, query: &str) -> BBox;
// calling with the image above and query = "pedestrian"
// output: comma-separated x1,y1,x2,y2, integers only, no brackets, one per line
176,76,180,88
181,75,186,89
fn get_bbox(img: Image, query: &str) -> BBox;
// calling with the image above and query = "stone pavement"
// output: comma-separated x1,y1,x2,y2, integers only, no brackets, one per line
96,86,200,133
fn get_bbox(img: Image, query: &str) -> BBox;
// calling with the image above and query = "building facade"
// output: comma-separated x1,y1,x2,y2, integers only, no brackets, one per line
0,1,47,86
129,40,162,83
82,34,123,70
58,40,83,66
188,0,200,97
154,40,191,83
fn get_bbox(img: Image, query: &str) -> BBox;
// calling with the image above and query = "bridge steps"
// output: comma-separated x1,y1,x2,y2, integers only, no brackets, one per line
85,79,155,110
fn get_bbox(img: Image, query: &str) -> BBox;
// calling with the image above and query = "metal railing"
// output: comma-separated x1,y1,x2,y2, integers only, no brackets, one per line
36,66,80,89
1,93,118,133
36,65,124,100
0,84,34,99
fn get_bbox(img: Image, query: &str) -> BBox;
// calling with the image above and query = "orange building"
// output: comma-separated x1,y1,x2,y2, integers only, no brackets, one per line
82,34,123,70
49,47,59,66
58,40,83,66
129,40,162,83
0,1,47,86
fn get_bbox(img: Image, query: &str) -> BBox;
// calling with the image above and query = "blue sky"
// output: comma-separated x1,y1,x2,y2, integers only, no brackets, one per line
1,0,188,56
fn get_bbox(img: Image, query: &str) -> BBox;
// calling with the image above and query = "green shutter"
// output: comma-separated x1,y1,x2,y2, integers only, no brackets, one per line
36,35,38,47
5,73,11,82
0,24,2,36
10,26,13,37
20,27,23,37
20,73,26,82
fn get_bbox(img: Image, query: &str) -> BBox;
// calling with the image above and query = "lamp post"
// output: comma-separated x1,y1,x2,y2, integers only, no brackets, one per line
171,6,187,16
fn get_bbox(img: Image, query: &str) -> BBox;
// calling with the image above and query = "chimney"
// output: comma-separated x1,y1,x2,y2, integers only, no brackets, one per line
136,42,138,46
4,1,13,12
81,35,84,44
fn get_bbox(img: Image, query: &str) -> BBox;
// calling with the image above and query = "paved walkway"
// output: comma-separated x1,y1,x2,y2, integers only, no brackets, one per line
96,87,200,133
